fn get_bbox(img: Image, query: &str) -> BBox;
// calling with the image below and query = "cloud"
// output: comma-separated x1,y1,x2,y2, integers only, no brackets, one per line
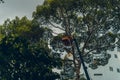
0,0,44,24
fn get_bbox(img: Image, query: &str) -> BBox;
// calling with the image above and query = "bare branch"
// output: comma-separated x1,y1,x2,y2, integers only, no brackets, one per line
47,20,65,31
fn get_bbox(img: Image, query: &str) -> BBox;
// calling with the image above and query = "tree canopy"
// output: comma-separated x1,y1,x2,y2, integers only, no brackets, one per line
33,0,120,66
33,0,120,79
0,0,120,80
0,16,61,80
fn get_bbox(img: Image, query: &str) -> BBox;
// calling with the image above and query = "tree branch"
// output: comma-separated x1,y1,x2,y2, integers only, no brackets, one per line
81,25,97,54
83,43,116,56
81,10,108,54
47,20,65,31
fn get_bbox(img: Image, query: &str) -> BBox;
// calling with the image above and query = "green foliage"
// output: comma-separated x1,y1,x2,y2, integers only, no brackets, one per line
0,17,46,41
50,35,62,45
33,0,120,79
0,35,61,80
0,15,61,80
33,0,120,71
33,0,81,24
1,0,120,79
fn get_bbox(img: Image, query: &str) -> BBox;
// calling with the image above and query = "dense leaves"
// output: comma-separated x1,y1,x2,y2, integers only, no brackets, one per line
0,0,120,80
0,17,48,42
33,2,120,79
0,35,61,80
0,16,61,79
33,0,120,59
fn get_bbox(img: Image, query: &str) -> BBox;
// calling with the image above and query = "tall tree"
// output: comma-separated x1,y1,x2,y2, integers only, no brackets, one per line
33,0,120,79
0,34,61,80
0,16,62,80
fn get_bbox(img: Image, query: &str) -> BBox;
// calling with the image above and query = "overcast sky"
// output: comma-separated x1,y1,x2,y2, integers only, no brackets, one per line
0,0,44,24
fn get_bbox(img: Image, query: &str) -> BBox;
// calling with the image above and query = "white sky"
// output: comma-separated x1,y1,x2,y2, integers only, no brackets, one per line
0,0,64,34
0,0,44,24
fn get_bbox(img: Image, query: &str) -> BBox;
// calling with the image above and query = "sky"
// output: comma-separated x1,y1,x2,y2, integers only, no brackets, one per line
0,0,44,24
0,0,64,35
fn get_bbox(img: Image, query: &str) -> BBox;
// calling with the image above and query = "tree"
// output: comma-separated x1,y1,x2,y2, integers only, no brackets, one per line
0,16,62,80
0,16,51,42
33,0,120,79
0,34,61,80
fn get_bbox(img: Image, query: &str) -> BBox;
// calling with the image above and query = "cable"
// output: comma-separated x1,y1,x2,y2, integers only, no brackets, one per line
73,38,91,80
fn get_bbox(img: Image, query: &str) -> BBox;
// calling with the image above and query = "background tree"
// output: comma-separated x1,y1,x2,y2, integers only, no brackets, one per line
0,16,62,80
33,0,120,79
0,16,52,42
0,35,61,80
